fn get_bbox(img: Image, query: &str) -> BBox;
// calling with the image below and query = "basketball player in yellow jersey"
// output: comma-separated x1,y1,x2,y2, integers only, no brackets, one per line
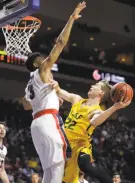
50,79,131,183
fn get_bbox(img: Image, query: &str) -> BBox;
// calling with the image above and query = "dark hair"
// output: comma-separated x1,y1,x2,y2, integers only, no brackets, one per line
113,173,120,177
79,171,84,176
0,122,6,127
25,52,41,71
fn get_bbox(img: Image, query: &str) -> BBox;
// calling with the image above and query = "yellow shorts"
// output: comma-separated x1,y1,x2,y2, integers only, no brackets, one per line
63,144,93,183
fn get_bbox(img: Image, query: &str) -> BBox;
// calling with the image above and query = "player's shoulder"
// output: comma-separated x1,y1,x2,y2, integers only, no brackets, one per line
29,69,41,84
77,98,86,104
31,69,46,85
72,96,84,106
30,69,38,78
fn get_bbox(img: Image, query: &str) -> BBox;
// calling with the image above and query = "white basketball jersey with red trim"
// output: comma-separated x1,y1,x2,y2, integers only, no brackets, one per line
0,145,7,166
25,69,59,115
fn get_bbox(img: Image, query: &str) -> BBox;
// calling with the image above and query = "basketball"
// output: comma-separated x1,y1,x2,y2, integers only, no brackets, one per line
110,82,134,103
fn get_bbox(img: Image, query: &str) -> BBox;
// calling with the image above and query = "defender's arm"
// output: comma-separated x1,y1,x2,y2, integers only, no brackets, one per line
40,2,86,71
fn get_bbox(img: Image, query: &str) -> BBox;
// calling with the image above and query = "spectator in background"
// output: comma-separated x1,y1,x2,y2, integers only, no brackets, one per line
78,171,89,183
31,173,40,183
28,157,38,170
7,170,14,182
113,173,121,183
0,123,10,183
98,48,106,64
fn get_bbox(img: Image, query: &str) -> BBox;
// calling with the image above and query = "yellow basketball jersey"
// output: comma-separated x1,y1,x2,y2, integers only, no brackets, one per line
65,99,101,143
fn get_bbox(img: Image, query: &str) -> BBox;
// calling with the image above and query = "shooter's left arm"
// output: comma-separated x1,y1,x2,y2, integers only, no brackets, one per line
90,99,131,127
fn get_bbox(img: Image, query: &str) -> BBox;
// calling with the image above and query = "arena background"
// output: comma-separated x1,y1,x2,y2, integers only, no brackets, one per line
0,0,135,182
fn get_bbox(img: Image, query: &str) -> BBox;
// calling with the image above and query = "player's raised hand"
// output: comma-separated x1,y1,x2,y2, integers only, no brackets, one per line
113,97,131,110
72,1,86,20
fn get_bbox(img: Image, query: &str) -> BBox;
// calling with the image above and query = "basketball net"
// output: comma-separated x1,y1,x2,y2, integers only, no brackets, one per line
2,16,41,59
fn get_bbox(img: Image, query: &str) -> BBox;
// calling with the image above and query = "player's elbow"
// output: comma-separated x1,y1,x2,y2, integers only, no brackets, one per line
23,105,28,110
91,113,103,127
23,106,29,110
23,103,32,111
24,106,32,111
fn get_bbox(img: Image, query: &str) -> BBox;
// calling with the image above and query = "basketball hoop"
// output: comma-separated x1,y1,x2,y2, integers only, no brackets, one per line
2,16,41,58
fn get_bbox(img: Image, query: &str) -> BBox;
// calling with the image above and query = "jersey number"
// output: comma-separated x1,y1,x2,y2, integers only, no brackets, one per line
65,117,77,130
28,84,35,100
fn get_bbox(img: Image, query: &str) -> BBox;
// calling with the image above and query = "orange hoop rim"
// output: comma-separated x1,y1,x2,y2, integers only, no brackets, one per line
2,16,41,30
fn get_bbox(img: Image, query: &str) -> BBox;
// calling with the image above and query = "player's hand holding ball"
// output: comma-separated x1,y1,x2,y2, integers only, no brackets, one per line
110,82,133,110
113,97,131,110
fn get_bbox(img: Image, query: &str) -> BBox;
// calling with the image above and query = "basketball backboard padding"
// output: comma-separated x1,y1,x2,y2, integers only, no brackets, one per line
0,0,40,27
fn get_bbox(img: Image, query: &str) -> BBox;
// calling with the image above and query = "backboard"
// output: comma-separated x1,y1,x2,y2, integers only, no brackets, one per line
0,0,40,26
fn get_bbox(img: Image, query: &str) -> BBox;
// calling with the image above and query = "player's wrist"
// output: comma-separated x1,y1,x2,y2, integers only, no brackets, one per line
70,14,76,21
55,86,61,93
111,104,119,111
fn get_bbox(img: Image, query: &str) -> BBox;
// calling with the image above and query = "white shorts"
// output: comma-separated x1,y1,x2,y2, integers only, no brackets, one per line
31,113,67,170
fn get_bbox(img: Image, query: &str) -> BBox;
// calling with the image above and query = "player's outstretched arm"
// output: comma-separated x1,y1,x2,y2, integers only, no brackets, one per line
40,1,86,70
90,98,131,127
0,164,10,183
57,88,82,104
50,79,82,104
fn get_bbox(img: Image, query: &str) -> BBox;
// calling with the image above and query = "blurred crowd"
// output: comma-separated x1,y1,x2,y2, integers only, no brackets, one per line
0,98,134,183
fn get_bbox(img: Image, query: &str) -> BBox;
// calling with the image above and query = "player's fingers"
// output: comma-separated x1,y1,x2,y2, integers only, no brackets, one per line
123,98,131,106
49,80,55,86
82,1,86,5
125,98,131,105
128,100,131,105
124,97,130,103
81,2,86,6
120,96,124,103
127,100,131,105
48,78,53,83
82,3,86,7
49,82,54,87
51,84,56,90
123,99,131,106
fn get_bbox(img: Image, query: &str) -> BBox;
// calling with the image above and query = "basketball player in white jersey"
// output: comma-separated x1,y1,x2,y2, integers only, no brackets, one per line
0,123,10,183
21,2,86,183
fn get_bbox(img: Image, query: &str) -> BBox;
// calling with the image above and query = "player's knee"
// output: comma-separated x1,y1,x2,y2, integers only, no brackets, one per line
78,153,98,178
77,152,91,172
78,153,113,183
